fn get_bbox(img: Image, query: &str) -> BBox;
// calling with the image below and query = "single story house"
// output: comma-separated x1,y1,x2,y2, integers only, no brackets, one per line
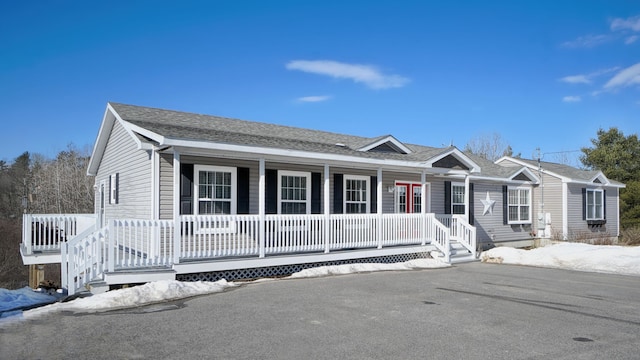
21,103,625,294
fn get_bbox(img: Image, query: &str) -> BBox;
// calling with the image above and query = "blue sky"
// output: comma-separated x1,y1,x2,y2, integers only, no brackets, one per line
1,1,639,166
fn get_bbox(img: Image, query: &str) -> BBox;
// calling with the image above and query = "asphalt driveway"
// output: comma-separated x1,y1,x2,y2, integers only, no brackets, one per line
2,262,639,359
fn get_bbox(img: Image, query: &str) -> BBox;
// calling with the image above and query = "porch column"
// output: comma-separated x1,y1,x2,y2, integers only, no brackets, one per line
377,168,383,249
464,174,470,223
172,150,181,264
258,158,266,258
324,164,330,253
420,170,427,214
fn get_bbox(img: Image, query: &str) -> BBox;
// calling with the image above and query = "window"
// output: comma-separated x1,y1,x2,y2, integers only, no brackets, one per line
451,183,465,215
344,175,369,213
194,165,236,215
586,189,604,220
413,186,422,213
109,173,118,204
278,171,311,214
507,187,531,224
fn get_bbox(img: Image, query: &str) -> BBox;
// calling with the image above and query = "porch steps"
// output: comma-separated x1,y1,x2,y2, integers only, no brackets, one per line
431,241,478,264
103,268,176,286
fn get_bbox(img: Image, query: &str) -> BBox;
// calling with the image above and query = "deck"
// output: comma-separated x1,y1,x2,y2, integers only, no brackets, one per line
21,213,476,295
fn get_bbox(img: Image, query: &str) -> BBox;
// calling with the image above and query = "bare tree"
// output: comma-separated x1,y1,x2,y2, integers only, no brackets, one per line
464,132,511,161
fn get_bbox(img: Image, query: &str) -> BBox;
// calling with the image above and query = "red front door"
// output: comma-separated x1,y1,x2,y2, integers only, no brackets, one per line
395,183,423,213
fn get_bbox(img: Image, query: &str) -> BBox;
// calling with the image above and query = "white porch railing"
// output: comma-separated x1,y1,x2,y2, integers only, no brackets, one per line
61,226,109,294
22,214,96,254
435,214,477,255
57,213,472,295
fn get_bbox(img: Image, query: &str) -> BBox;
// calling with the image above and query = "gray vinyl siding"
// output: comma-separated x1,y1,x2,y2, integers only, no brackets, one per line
472,181,534,246
566,183,619,239
94,120,152,221
533,172,563,238
159,153,173,219
157,158,444,216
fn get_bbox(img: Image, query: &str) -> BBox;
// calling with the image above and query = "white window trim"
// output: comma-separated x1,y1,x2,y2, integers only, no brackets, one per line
109,173,118,205
451,182,465,215
585,188,605,221
507,186,532,225
277,170,311,214
193,165,237,215
344,175,370,214
193,165,237,234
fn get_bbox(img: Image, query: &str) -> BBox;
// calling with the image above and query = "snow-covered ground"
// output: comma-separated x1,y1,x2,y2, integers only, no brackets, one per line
481,242,640,276
2,244,638,326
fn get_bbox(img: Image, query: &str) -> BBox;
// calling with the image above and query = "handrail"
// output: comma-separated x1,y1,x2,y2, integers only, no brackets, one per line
62,226,108,295
451,215,477,255
22,213,96,255
430,214,451,262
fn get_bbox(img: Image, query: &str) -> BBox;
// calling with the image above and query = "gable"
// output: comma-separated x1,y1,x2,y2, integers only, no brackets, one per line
433,154,470,170
368,141,405,153
513,172,533,181
358,135,412,154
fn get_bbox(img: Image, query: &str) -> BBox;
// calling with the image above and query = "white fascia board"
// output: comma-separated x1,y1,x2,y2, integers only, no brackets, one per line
509,167,541,184
163,137,430,170
497,156,570,182
118,120,165,149
565,179,626,188
358,135,413,154
426,147,481,173
468,174,539,185
87,104,117,176
589,172,610,185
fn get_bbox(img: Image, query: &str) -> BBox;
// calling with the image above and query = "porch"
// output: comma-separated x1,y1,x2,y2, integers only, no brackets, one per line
21,213,476,295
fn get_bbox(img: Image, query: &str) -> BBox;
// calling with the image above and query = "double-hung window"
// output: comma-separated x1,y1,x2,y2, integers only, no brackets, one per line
586,189,604,220
451,182,465,215
344,175,369,213
278,171,311,214
194,165,237,215
507,187,531,224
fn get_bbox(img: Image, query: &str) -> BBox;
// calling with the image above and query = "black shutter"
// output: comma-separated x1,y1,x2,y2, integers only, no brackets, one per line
582,188,587,221
502,185,508,225
180,164,194,215
334,174,343,214
237,167,250,214
444,181,451,214
114,173,119,204
603,189,607,220
370,176,377,213
265,169,278,214
469,183,474,225
311,172,322,214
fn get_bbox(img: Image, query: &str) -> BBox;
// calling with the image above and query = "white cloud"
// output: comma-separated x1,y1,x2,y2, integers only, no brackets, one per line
296,95,332,103
559,67,620,85
286,60,410,89
561,34,609,48
625,35,639,44
562,96,582,102
604,62,640,90
559,75,590,84
610,15,640,32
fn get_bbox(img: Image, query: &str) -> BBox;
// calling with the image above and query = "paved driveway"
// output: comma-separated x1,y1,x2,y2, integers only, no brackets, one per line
2,262,639,359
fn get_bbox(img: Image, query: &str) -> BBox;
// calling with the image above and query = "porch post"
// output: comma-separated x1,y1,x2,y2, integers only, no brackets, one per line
421,170,427,246
324,164,330,253
464,174,470,223
172,150,181,264
377,168,383,249
259,158,266,258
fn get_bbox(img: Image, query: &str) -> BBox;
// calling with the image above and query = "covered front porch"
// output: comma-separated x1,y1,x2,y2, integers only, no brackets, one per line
21,212,476,295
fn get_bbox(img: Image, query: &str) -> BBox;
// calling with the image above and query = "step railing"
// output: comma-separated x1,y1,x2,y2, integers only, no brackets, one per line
109,219,175,271
450,215,477,255
61,226,108,295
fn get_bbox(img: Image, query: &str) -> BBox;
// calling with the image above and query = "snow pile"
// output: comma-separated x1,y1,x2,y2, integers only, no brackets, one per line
288,258,449,278
481,243,640,276
7,279,236,324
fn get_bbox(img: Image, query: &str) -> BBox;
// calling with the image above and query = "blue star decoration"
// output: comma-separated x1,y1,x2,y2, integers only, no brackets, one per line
480,191,496,215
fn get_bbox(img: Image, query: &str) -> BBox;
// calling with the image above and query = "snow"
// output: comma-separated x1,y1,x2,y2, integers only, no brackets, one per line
287,258,449,278
481,243,640,276
3,246,638,326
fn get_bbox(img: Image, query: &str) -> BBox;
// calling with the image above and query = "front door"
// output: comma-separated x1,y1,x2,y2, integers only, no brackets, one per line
395,182,428,213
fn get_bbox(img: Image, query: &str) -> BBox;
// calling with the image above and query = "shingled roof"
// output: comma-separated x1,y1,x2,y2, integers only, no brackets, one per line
109,102,452,163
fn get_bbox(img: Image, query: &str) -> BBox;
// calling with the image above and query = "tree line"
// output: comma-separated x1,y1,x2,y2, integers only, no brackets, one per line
0,144,94,288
